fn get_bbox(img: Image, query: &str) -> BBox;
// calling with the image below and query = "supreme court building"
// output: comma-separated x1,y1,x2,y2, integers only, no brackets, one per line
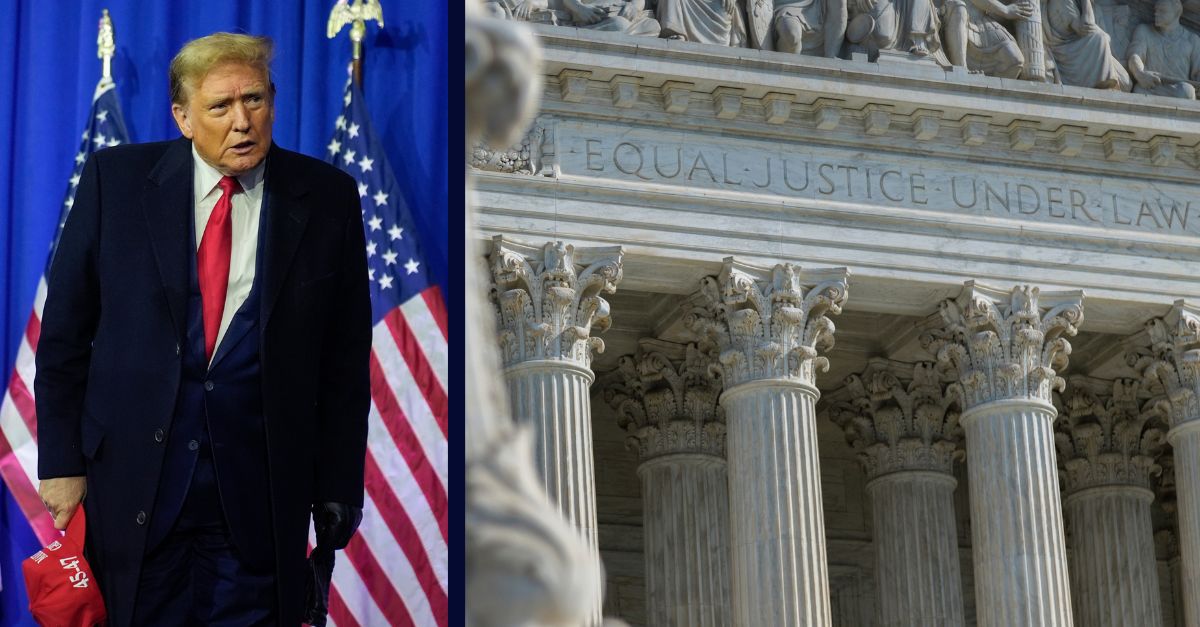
468,5,1200,624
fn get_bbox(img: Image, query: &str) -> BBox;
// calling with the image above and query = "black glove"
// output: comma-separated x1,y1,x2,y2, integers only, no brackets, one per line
303,546,334,627
313,501,363,551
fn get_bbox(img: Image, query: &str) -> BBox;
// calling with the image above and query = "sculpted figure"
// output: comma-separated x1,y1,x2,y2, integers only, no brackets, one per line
659,0,751,45
1042,0,1131,89
1128,0,1200,98
846,0,900,52
941,0,1035,76
846,0,942,57
746,0,848,56
492,0,662,35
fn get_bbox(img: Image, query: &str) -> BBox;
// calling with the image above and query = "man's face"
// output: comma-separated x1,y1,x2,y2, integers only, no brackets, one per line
1155,0,1180,28
171,62,274,176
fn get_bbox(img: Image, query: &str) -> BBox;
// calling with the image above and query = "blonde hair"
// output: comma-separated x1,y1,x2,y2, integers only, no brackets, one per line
169,32,274,105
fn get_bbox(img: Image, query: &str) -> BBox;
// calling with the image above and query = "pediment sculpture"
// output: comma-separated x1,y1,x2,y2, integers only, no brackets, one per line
488,0,1200,98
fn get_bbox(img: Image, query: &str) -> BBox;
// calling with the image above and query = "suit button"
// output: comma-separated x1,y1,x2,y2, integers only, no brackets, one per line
188,440,200,451
204,381,214,392
136,511,146,525
175,342,181,356
153,429,164,443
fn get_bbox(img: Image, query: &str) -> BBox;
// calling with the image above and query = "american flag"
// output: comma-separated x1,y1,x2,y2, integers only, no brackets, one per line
0,80,129,547
321,81,448,627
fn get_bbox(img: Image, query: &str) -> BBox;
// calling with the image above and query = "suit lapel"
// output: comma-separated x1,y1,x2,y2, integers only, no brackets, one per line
260,144,311,331
141,138,194,342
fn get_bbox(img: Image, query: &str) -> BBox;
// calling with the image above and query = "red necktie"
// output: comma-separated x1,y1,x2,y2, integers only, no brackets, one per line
197,175,241,362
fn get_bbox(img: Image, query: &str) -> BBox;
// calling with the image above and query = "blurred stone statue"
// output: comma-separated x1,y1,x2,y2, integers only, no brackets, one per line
1128,0,1200,98
659,0,750,45
746,0,848,56
1042,0,1131,89
465,1,608,625
485,0,661,35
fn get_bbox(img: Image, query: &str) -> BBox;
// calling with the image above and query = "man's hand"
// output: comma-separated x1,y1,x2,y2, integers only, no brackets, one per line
313,502,363,550
39,476,86,530
1003,0,1035,21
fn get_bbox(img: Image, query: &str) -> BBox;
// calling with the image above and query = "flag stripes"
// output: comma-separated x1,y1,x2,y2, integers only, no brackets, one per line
324,78,448,624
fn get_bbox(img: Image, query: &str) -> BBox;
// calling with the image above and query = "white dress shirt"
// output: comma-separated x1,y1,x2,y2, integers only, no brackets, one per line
192,144,266,362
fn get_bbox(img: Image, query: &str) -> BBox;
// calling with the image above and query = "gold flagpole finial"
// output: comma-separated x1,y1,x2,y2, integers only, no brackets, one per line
327,0,384,87
97,9,115,84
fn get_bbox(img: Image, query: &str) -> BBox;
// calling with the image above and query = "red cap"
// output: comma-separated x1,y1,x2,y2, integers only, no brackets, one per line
22,506,107,627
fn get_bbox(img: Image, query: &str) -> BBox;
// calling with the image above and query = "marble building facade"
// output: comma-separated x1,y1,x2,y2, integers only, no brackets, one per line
469,2,1200,624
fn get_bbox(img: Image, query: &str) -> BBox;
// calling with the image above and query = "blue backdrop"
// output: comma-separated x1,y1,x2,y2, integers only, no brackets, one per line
0,2,447,623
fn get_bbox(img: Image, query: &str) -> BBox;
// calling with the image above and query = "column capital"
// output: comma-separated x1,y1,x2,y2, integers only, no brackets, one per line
921,282,1084,411
602,340,726,460
489,236,624,369
688,257,849,389
827,358,964,478
1054,376,1168,493
1127,300,1200,430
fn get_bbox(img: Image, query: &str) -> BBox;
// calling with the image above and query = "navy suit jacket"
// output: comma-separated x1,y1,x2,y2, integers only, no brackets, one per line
34,137,372,626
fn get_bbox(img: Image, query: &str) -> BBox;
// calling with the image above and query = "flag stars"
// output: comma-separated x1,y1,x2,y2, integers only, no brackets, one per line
97,110,109,123
366,241,377,257
75,152,85,165
336,115,347,130
378,274,393,290
81,130,90,141
70,174,80,188
404,258,420,275
343,91,352,107
106,137,120,147
64,196,74,209
372,190,388,207
348,123,360,139
357,181,368,198
388,225,403,241
368,215,383,231
367,267,375,281
382,250,398,266
327,139,341,155
343,150,356,165
92,133,107,147
358,156,373,172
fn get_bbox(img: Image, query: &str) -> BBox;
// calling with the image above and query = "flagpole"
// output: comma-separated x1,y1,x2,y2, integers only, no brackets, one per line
327,0,385,89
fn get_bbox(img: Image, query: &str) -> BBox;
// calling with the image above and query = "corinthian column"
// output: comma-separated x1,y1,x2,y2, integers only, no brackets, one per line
922,282,1083,627
689,257,849,627
827,359,966,627
602,340,730,627
1054,377,1166,626
1130,301,1200,626
489,236,623,625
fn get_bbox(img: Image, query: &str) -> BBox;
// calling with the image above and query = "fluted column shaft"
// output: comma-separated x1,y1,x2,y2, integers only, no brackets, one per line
723,379,831,626
505,360,597,548
504,360,602,624
963,400,1074,627
1064,486,1162,627
1169,423,1200,627
639,454,731,627
867,471,965,627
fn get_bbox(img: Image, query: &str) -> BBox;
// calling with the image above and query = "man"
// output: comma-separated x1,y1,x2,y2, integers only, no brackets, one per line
1128,0,1200,99
35,33,371,625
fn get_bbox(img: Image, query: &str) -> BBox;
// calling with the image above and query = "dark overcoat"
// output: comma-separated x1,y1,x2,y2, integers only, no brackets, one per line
34,137,372,626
